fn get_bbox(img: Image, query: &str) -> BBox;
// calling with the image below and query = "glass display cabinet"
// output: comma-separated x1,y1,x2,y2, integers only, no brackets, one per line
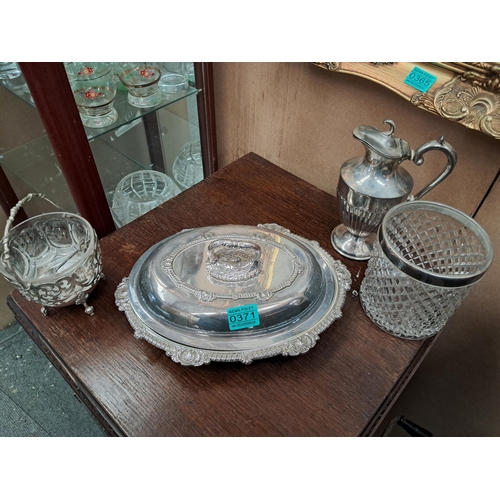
0,62,217,238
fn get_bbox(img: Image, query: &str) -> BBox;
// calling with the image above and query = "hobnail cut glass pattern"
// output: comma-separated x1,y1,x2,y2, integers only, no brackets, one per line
360,240,471,340
385,210,489,279
360,203,492,339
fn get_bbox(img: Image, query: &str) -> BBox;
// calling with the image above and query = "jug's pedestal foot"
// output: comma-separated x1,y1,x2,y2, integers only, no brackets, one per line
331,224,376,261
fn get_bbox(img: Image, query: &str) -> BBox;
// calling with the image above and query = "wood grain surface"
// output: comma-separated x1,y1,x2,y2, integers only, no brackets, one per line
8,153,435,436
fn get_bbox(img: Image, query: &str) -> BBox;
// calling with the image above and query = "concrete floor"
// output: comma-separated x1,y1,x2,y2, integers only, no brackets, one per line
0,320,105,436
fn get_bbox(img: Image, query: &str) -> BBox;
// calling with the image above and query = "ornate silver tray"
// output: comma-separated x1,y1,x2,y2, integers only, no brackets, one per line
115,224,351,366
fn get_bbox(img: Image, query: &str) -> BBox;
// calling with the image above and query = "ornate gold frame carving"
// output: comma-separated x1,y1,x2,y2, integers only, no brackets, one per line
315,62,500,140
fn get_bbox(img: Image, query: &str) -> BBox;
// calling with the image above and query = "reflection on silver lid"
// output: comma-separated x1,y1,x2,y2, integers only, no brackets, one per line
116,223,351,366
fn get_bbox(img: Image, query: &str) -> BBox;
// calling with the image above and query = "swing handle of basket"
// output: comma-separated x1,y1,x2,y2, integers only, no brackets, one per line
2,193,63,263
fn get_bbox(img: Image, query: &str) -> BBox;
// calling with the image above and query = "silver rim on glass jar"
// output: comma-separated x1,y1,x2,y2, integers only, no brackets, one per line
359,200,494,340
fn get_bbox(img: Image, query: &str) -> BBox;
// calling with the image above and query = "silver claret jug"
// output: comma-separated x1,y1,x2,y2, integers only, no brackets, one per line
331,119,457,260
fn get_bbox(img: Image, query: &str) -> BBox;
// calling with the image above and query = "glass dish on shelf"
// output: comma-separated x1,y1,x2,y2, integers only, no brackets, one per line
173,140,204,190
159,63,189,94
111,170,181,228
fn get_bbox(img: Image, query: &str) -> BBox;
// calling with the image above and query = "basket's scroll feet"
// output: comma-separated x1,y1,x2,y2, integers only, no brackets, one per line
100,272,106,281
75,292,94,315
41,306,49,316
83,302,95,315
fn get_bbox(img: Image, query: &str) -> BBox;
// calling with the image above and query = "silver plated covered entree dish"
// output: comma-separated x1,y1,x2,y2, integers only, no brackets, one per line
115,224,351,366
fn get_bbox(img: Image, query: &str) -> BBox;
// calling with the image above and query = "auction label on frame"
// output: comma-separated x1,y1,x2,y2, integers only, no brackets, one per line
404,66,437,93
227,304,260,331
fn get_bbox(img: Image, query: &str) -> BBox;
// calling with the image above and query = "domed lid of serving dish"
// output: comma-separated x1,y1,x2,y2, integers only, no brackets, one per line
116,224,351,365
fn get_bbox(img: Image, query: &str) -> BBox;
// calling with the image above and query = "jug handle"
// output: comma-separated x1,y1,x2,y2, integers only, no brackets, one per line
411,137,457,200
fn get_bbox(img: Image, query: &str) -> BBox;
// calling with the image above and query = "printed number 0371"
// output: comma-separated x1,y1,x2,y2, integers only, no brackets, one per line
230,311,255,323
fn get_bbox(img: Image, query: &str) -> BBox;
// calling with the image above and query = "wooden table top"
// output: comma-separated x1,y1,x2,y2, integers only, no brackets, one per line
8,153,435,436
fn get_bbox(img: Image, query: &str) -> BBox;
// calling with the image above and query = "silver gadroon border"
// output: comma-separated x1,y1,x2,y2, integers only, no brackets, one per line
115,224,352,366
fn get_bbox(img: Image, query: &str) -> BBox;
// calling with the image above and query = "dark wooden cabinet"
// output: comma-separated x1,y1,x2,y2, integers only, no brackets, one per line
0,62,218,238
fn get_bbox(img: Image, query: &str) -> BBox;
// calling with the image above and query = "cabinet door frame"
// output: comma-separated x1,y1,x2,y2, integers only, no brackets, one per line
194,62,218,177
3,62,218,238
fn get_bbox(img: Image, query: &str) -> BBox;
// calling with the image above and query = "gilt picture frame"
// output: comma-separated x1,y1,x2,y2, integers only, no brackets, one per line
315,62,500,140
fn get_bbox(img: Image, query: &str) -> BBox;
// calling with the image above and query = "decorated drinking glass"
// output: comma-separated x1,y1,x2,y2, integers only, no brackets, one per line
66,62,118,128
115,62,163,108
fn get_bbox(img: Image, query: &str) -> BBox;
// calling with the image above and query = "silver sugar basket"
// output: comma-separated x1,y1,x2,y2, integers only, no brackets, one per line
0,193,104,316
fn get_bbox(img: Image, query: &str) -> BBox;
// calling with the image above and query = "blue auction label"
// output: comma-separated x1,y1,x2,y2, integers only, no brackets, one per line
227,304,260,331
404,66,437,93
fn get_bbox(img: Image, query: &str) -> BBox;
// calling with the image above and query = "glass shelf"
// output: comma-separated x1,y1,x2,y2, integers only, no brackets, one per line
0,76,33,107
0,135,147,216
0,97,203,220
0,64,206,231
0,78,200,141
1,135,74,212
85,86,200,140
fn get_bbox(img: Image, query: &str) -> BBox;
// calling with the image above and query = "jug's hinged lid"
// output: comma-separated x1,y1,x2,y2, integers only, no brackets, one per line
353,119,412,160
